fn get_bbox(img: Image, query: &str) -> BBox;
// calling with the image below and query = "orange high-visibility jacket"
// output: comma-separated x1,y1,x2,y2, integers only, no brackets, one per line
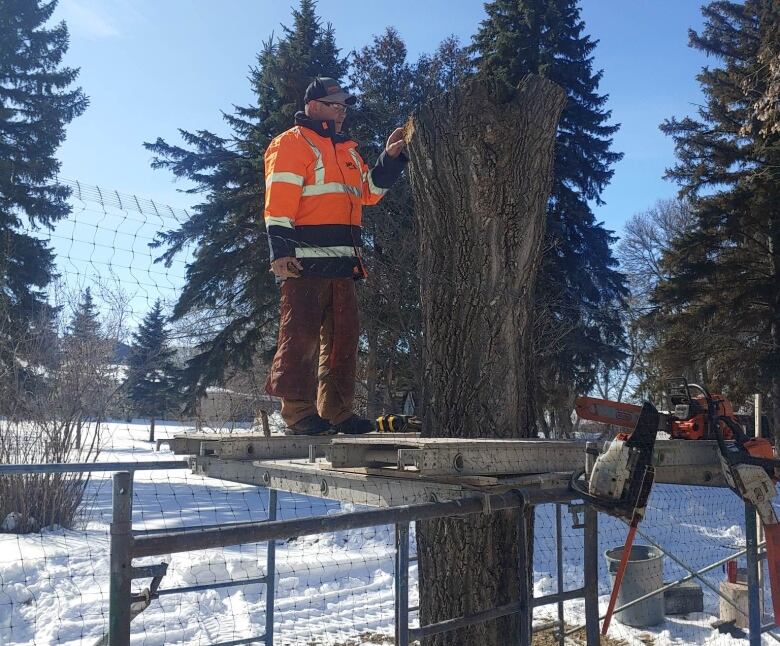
264,113,406,278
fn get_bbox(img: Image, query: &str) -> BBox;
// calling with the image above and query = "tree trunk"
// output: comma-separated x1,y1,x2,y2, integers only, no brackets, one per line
148,416,155,443
405,74,565,645
384,340,396,412
365,325,379,419
556,389,577,439
771,250,780,442
537,412,550,439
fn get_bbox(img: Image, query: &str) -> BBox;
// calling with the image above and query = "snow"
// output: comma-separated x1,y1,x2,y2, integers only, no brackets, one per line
0,419,777,644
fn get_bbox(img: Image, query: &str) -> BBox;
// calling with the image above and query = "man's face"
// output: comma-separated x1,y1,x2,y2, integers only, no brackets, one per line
308,99,348,132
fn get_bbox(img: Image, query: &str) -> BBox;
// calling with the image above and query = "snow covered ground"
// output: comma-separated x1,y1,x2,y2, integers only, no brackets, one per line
0,419,777,645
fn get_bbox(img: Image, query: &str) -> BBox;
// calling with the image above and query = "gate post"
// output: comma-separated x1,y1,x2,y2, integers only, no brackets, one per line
395,522,410,646
108,471,133,646
265,488,277,645
583,504,600,645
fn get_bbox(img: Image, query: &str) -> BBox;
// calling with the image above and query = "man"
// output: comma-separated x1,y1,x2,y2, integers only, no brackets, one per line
264,77,407,435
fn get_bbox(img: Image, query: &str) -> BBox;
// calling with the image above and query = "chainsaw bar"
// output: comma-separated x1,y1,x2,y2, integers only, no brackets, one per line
620,402,660,521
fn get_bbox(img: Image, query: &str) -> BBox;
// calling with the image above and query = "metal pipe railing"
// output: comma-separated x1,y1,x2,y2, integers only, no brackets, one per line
108,472,133,646
155,575,269,597
403,495,599,644
132,491,554,559
0,460,189,474
265,488,277,646
99,459,776,646
107,470,279,646
408,600,524,641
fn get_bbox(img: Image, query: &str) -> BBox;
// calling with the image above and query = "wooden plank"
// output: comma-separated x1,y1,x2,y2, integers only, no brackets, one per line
326,438,727,486
328,436,723,465
652,439,721,466
329,436,583,449
205,435,334,460
170,432,420,459
191,456,471,507
168,432,262,455
408,444,584,476
191,456,578,506
654,464,725,487
318,464,506,487
326,467,575,493
326,439,586,476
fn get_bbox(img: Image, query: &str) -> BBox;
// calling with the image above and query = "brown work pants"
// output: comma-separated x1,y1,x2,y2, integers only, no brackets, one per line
265,277,359,426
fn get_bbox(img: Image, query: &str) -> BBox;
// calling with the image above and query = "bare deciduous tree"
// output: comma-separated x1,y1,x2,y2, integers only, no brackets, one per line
611,198,697,401
0,284,121,533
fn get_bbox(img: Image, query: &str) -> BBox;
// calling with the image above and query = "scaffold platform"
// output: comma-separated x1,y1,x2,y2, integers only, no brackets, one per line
167,433,728,506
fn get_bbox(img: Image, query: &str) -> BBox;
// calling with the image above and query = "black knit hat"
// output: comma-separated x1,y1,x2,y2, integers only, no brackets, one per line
304,77,356,106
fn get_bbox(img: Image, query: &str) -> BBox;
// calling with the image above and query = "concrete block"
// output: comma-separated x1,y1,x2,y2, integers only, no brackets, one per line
663,579,704,615
720,580,749,629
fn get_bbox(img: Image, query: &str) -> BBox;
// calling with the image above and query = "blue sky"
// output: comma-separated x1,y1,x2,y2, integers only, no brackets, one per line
51,0,708,238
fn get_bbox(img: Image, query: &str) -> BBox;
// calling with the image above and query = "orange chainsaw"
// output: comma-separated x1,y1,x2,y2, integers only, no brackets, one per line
574,378,780,632
575,377,741,440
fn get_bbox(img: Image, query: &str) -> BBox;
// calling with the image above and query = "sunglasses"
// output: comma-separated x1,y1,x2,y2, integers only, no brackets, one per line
317,100,348,111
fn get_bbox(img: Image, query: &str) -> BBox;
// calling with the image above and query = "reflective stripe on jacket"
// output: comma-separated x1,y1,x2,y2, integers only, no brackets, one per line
264,112,406,278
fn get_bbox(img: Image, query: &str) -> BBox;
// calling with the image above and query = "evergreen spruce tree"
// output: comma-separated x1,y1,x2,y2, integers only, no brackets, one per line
68,288,100,340
472,0,627,435
653,0,780,428
412,35,474,105
0,0,87,404
348,28,418,416
125,300,178,441
61,287,114,446
145,0,347,408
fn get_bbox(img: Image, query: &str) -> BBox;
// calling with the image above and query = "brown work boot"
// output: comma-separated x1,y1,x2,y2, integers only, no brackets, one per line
284,414,334,436
333,414,374,435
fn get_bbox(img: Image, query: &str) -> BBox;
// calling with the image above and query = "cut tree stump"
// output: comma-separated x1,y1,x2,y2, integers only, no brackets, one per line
405,73,566,646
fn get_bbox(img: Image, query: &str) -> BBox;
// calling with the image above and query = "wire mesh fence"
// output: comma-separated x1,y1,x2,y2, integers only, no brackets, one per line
1,445,775,645
1,179,778,645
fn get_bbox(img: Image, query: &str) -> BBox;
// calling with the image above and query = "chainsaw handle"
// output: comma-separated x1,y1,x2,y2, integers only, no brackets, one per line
720,415,749,444
687,382,712,401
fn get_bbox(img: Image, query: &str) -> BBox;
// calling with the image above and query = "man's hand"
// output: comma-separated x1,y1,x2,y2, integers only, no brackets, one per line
270,257,303,279
385,127,406,158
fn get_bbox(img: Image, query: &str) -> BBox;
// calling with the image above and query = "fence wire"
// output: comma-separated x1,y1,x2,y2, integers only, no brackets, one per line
2,457,772,645
0,179,776,645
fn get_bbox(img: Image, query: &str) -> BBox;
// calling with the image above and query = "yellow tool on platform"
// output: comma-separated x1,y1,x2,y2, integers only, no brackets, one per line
375,415,422,433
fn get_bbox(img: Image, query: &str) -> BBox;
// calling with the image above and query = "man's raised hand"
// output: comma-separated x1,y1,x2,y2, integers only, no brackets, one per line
385,127,406,158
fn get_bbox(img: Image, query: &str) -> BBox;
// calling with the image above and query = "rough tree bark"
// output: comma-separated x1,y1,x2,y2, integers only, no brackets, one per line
365,325,379,419
404,74,566,645
771,215,780,440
